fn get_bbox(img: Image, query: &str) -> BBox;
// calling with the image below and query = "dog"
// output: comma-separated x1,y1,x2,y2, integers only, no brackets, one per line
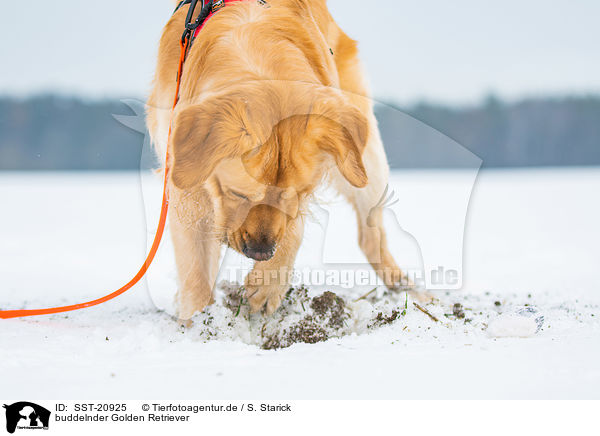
147,0,414,319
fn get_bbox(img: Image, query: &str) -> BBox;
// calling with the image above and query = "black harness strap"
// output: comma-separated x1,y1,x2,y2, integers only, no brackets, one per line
174,0,217,44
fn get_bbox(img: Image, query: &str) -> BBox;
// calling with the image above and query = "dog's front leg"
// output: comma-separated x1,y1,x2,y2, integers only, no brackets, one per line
245,220,304,315
170,208,221,320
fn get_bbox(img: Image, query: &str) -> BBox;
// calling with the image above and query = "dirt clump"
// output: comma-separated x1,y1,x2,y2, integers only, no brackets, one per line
261,290,348,349
310,291,347,329
262,317,329,350
453,303,466,319
368,310,401,329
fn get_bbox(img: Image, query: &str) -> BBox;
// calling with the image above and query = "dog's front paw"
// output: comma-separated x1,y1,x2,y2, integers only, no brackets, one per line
176,286,214,320
245,283,288,315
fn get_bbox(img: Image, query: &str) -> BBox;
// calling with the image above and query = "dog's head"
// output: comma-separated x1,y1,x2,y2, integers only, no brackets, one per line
169,83,368,261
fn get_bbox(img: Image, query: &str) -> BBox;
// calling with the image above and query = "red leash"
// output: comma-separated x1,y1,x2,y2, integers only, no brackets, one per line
0,0,258,319
0,37,190,320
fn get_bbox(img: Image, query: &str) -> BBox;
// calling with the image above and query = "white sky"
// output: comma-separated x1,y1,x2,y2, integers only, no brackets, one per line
1,0,599,104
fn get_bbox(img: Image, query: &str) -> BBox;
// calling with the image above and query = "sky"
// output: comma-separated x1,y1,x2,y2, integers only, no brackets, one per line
1,0,599,105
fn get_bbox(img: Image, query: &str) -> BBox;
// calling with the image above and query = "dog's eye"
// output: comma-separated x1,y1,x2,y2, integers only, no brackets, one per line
228,190,249,201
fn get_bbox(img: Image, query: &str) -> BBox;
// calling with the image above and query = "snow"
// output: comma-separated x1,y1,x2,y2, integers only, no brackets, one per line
486,306,545,338
1,168,599,399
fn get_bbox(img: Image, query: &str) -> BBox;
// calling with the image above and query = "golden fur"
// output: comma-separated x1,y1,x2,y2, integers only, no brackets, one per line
147,0,411,319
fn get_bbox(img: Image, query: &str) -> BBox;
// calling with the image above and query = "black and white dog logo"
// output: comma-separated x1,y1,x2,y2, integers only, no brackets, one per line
3,402,50,434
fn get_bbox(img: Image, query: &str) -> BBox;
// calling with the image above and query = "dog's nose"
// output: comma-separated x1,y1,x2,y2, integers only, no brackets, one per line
242,238,276,262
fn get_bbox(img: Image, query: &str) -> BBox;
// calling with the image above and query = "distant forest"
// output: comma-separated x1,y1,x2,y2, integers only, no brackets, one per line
1,94,599,170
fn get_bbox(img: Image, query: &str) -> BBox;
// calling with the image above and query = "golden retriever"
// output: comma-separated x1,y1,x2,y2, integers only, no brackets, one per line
147,0,409,319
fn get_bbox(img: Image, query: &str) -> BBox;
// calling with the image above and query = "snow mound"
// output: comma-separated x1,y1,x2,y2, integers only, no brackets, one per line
487,306,545,337
181,282,499,349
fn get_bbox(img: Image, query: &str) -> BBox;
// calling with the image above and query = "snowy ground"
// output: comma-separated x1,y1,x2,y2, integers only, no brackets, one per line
1,168,599,399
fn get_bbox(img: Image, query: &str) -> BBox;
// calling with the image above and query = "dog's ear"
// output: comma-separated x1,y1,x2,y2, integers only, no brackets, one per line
312,99,369,188
331,106,369,188
170,99,245,190
170,103,216,190
169,90,276,190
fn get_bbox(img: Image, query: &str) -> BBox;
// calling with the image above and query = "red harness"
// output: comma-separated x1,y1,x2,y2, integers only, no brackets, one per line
176,0,268,48
192,0,245,38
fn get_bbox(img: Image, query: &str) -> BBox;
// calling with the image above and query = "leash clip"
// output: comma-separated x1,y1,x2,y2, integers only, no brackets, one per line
181,28,192,44
181,0,214,44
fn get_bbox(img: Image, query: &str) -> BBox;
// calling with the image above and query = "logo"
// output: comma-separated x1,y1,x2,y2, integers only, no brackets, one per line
3,403,50,434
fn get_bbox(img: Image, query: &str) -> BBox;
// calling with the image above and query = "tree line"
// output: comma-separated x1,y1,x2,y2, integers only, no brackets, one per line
1,94,599,170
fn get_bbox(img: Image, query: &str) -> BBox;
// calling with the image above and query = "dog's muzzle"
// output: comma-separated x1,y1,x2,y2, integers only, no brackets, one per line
242,241,276,262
